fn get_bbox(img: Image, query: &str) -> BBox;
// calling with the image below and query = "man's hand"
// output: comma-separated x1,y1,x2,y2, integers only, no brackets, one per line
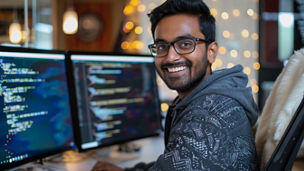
91,161,124,171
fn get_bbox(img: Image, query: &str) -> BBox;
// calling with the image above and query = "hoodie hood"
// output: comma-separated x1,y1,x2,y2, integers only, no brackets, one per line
176,64,259,126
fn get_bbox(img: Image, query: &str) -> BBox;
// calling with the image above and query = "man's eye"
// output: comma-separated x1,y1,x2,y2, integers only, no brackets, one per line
179,41,193,49
182,42,192,47
156,44,167,51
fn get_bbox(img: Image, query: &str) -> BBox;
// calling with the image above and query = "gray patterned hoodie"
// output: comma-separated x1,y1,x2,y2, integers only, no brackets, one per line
178,64,258,126
126,64,259,171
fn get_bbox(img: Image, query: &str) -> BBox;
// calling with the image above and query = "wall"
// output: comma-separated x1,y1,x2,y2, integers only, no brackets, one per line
53,0,125,52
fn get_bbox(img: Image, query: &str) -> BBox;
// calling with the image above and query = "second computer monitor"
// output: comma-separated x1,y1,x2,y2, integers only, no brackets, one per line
68,52,161,151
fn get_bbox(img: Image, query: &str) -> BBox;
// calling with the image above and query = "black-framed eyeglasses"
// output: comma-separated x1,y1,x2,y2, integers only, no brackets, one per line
148,36,210,57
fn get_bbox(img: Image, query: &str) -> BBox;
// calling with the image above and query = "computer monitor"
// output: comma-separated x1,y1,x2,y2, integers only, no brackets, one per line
66,52,161,151
0,46,75,170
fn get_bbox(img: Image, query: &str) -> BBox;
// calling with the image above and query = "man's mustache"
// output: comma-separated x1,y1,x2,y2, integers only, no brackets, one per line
161,61,192,70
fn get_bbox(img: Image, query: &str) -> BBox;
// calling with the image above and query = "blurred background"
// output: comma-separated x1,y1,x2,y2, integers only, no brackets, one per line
0,0,300,110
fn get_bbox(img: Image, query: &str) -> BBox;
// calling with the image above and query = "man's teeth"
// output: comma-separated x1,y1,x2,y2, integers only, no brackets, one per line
167,66,186,72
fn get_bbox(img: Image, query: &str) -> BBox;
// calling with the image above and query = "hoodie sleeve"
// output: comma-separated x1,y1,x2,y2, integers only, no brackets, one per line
148,94,258,171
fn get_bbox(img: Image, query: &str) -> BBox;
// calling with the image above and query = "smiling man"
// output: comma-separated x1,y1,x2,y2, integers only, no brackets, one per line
92,0,259,170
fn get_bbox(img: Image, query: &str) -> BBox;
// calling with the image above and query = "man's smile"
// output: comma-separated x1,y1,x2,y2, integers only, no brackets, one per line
167,66,186,73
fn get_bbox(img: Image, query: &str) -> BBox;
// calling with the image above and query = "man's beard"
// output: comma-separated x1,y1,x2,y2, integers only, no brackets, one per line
157,52,209,93
176,54,208,93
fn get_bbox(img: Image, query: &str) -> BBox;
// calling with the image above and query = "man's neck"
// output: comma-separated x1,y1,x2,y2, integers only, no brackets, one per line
177,67,212,99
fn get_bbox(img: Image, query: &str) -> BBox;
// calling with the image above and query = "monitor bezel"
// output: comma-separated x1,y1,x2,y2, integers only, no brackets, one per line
0,46,75,170
66,51,162,152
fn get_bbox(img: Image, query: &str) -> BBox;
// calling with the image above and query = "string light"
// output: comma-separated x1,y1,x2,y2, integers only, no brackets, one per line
219,46,227,55
124,21,134,32
211,59,223,70
227,63,235,68
123,5,135,15
247,9,254,16
221,12,229,20
132,40,144,50
214,58,223,67
232,9,240,17
252,13,259,20
210,8,218,17
230,50,238,58
243,50,251,58
137,4,146,12
252,84,259,93
211,64,217,70
222,30,231,38
243,67,251,75
135,26,143,34
253,62,260,70
161,103,169,112
130,0,140,6
121,41,129,49
241,29,249,38
251,33,259,40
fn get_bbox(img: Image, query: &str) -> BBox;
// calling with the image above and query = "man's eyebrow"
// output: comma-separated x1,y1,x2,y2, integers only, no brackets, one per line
175,35,195,40
154,38,166,43
154,34,196,43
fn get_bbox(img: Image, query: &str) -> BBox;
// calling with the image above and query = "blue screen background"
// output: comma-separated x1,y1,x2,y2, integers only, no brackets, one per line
0,55,74,166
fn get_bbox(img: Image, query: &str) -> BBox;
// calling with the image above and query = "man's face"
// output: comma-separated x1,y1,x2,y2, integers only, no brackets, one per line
154,14,216,98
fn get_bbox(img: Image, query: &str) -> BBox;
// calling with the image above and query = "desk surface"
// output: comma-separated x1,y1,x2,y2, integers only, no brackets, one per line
9,135,304,171
12,135,164,171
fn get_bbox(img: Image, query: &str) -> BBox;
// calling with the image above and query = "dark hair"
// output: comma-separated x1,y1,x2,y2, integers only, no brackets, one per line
148,0,216,42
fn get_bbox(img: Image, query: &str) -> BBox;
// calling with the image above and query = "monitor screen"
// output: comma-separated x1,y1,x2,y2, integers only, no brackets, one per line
67,52,161,151
0,47,75,169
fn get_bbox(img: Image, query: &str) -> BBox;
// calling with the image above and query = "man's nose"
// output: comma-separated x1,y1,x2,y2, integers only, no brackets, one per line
166,45,180,61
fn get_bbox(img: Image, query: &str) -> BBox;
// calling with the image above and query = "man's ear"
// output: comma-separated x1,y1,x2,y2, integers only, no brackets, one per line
207,41,218,63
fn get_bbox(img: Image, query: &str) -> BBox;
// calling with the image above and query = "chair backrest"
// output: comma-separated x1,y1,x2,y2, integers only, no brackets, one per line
255,49,304,170
264,95,304,171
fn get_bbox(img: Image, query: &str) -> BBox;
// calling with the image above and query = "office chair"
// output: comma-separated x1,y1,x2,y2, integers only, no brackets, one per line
264,95,304,170
255,48,304,170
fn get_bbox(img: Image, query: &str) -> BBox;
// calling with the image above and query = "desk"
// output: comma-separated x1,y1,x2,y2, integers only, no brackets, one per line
11,135,164,171
10,135,304,171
